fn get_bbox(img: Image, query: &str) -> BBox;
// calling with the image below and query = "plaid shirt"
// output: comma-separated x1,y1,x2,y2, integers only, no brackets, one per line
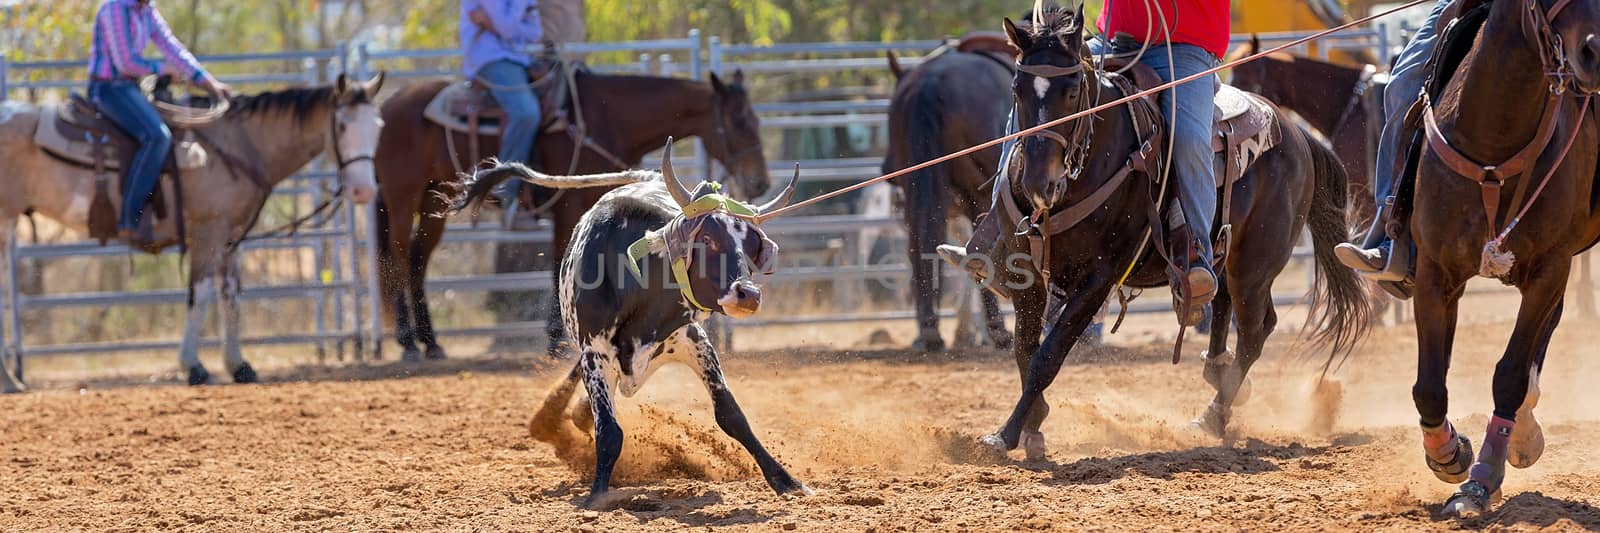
87,0,208,82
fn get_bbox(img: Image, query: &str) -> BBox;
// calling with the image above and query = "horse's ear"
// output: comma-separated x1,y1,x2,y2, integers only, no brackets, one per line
335,72,349,95
1249,34,1261,55
1003,17,1033,53
709,72,727,95
886,51,905,81
731,68,745,86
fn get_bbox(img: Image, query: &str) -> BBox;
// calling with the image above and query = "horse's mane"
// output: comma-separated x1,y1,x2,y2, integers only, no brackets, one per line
225,86,344,120
1028,5,1080,40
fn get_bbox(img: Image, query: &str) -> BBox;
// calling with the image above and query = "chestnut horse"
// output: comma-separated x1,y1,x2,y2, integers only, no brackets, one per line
373,70,770,361
1383,0,1600,516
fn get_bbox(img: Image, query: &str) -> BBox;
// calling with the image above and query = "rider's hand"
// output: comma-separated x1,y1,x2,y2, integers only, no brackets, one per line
203,77,234,101
469,6,495,33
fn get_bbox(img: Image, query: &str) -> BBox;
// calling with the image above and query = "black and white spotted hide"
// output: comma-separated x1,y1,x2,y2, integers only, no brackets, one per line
553,180,808,508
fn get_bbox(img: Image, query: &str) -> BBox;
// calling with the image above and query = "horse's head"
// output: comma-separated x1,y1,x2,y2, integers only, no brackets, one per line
329,72,386,204
705,69,772,201
657,141,797,319
1536,0,1600,92
1004,5,1091,211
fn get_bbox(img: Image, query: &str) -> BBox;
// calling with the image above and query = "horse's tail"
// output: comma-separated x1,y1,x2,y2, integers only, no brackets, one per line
899,75,952,340
1302,130,1374,370
452,160,654,212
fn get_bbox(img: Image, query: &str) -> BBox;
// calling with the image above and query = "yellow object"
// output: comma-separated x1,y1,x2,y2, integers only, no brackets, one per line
320,269,334,285
1231,0,1379,67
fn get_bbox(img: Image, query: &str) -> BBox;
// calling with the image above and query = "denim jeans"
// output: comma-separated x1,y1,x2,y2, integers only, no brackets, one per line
992,40,1220,262
89,79,171,230
1370,0,1450,227
475,59,541,201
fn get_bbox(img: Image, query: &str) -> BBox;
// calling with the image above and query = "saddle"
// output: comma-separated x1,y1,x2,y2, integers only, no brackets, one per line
1108,58,1282,188
33,95,202,248
423,61,580,138
955,32,1020,59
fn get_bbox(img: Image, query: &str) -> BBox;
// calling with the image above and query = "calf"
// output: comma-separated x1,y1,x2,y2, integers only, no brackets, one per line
460,141,808,507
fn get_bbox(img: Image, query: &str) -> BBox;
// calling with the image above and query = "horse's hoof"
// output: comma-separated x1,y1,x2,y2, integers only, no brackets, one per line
1442,480,1499,517
1234,375,1254,404
424,344,448,360
1201,349,1234,389
1190,402,1229,439
1020,430,1048,461
770,476,814,497
2,379,24,394
187,365,212,386
911,335,945,353
1427,435,1475,484
1509,412,1544,469
231,363,258,384
978,432,1009,453
401,346,423,362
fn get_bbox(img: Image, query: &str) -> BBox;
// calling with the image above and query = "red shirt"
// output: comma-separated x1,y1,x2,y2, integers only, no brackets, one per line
1096,0,1231,58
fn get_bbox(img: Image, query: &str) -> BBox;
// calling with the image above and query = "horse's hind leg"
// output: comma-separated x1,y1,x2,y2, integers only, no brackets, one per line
1445,260,1569,516
410,186,451,360
0,224,23,393
1195,270,1273,437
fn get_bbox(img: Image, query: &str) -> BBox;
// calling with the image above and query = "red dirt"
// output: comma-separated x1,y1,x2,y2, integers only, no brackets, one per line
3,317,1600,531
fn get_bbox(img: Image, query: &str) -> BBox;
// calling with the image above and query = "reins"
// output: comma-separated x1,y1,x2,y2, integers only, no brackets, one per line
755,0,1434,224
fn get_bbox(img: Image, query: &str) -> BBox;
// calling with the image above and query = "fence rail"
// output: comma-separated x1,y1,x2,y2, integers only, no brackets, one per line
0,24,1448,380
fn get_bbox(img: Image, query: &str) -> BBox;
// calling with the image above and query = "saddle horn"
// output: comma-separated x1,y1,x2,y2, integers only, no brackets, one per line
757,163,801,215
659,137,694,208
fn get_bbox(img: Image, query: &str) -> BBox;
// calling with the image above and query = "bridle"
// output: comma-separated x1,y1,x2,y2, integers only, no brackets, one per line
329,103,376,181
1015,59,1099,207
1525,0,1587,95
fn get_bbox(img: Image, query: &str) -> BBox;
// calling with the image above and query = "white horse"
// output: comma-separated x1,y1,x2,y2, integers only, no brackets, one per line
0,73,385,391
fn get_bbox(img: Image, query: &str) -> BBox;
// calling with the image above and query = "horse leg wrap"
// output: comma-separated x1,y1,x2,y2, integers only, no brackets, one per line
1468,415,1514,492
1422,420,1461,463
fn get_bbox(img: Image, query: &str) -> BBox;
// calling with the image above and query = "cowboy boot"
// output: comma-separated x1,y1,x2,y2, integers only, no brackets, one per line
1335,200,1393,273
1168,224,1216,328
937,209,1005,284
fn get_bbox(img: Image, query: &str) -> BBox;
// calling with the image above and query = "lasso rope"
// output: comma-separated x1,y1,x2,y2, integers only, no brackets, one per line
756,0,1432,223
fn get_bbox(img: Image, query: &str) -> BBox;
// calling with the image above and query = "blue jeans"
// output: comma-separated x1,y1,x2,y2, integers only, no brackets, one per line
1371,0,1449,230
992,41,1220,263
90,79,172,230
475,59,541,201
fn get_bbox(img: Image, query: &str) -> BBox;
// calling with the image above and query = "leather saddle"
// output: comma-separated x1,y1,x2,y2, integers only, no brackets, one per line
423,60,581,137
34,95,200,247
956,31,1020,59
1108,58,1283,188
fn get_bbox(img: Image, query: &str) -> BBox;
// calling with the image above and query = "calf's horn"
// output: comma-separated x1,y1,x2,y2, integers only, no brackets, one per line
659,138,693,209
757,163,801,215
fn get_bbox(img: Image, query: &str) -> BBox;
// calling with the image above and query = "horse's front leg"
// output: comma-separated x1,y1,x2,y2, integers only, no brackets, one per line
179,247,222,386
985,276,1112,455
1445,260,1570,517
1411,256,1474,485
217,247,256,383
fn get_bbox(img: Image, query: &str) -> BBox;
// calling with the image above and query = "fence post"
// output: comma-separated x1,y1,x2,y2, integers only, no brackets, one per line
1376,23,1391,68
0,55,9,100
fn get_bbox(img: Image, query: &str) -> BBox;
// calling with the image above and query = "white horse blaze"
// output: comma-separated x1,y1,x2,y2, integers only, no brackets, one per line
1033,76,1051,100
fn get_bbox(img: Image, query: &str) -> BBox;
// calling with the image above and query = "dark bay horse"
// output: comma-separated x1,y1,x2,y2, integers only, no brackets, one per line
976,8,1371,457
883,42,1016,352
1227,37,1386,226
1387,0,1599,516
374,70,770,361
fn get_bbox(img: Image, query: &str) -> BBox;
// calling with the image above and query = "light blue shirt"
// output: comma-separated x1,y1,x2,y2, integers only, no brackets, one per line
460,0,542,78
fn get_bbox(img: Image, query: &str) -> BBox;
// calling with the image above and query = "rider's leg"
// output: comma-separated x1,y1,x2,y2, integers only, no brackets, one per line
1336,0,1449,275
1144,44,1221,322
942,108,1019,277
91,79,172,237
477,59,543,214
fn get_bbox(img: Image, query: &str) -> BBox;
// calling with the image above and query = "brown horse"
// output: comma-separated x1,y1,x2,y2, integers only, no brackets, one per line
975,8,1371,458
883,44,1016,352
1227,36,1386,226
1384,0,1599,516
373,70,770,361
0,74,386,390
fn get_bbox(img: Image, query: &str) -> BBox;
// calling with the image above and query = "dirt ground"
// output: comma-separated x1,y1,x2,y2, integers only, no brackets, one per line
4,304,1600,531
